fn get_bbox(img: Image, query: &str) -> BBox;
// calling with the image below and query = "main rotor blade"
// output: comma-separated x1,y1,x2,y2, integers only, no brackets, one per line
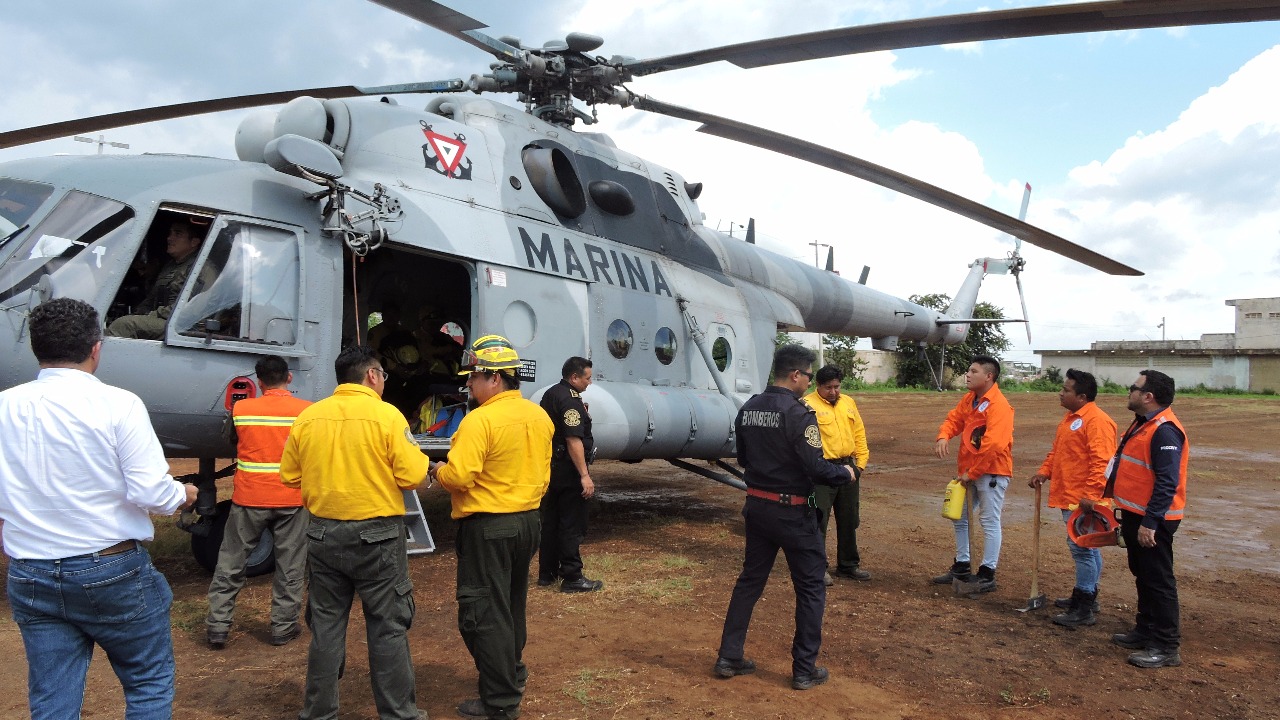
632,96,1141,276
367,0,523,63
0,81,465,150
626,0,1280,76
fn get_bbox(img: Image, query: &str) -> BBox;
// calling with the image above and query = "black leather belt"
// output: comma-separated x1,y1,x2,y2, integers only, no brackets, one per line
746,488,813,506
830,457,855,466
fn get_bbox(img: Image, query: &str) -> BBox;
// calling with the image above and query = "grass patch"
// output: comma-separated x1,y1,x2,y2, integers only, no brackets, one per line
563,667,630,707
639,577,692,602
660,555,694,570
586,553,637,576
999,685,1051,707
170,598,207,633
148,517,192,562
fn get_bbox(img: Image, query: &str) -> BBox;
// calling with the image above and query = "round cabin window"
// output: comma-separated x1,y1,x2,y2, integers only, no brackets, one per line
655,326,677,365
607,319,633,359
712,336,731,372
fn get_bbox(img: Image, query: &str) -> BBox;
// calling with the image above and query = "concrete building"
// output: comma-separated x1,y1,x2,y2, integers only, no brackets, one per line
1035,297,1280,393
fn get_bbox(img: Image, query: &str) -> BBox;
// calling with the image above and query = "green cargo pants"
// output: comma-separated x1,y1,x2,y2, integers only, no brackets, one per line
455,510,540,720
300,516,419,720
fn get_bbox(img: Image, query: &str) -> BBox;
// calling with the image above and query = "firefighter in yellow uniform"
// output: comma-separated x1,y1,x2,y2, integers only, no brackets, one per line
431,335,553,720
280,345,429,720
803,365,871,583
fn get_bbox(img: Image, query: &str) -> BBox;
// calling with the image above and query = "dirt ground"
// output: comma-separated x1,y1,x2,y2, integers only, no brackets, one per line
1,391,1277,719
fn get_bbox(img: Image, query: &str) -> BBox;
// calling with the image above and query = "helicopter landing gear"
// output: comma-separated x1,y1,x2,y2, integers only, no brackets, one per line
189,499,276,578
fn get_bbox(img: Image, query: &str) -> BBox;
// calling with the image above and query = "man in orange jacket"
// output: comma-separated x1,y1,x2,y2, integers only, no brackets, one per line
1029,369,1117,627
207,356,314,648
1103,370,1188,669
932,355,1014,592
206,355,312,648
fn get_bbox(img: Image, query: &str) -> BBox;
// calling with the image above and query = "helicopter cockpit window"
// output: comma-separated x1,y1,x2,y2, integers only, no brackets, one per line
712,336,731,372
607,319,632,359
0,178,55,246
655,326,677,365
172,221,300,345
0,190,134,304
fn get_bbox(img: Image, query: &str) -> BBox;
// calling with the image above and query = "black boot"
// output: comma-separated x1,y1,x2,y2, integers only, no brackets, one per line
1052,588,1097,627
1055,591,1100,612
974,565,997,593
932,559,971,584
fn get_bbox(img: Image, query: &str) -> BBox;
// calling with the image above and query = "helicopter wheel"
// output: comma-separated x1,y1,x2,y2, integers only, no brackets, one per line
190,499,276,577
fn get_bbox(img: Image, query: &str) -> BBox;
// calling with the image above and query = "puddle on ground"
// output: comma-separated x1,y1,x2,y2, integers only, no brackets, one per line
1179,494,1280,574
1195,447,1280,463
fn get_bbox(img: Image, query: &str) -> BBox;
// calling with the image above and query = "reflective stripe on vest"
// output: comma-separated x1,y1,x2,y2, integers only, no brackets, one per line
236,459,282,474
234,415,298,428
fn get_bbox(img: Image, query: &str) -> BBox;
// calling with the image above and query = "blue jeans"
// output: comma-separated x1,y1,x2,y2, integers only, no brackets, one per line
7,546,176,720
951,474,1009,570
1061,508,1103,593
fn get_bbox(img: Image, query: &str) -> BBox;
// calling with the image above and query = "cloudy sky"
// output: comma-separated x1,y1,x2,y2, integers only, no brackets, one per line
3,0,1279,366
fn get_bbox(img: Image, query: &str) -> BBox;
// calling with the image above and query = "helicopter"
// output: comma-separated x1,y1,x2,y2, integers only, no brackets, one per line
3,0,1277,570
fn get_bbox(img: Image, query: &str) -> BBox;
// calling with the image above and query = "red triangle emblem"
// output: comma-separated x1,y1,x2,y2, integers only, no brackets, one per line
423,129,467,176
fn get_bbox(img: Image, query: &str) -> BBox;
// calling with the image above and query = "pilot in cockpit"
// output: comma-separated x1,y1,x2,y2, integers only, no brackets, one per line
107,219,215,339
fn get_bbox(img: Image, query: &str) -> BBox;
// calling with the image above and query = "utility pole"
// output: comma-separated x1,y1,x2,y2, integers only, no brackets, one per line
74,134,129,154
1158,317,1166,341
807,242,831,369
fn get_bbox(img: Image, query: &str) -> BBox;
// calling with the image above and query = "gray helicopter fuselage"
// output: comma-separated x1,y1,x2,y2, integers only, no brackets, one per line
0,95,965,461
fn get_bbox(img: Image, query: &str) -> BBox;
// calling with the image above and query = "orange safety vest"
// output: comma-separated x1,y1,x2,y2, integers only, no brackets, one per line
1110,407,1188,520
232,389,312,508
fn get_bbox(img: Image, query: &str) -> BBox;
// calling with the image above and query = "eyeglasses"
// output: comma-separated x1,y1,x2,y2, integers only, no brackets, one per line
797,369,814,379
376,368,389,381
1128,384,1144,393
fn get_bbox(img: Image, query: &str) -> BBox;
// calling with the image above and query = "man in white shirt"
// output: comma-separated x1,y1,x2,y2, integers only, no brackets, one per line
0,298,197,719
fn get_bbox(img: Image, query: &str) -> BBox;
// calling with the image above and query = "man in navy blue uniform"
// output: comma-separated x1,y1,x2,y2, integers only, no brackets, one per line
538,356,603,593
713,344,854,691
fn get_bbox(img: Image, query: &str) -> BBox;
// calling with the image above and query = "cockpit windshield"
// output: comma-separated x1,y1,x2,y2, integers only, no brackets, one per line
0,190,134,303
0,177,56,247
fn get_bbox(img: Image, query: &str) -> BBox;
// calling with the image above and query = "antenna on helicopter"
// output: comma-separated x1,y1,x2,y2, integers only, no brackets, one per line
745,218,756,245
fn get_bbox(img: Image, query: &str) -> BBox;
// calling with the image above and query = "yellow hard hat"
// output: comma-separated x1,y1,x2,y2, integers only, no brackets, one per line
393,344,421,366
459,334,522,375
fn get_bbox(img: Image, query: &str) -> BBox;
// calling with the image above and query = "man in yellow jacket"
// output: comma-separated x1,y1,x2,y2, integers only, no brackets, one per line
431,335,553,720
280,345,429,720
803,365,871,584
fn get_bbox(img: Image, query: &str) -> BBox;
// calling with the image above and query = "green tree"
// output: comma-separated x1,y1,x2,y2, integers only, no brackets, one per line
821,334,868,386
895,293,1011,388
775,330,795,347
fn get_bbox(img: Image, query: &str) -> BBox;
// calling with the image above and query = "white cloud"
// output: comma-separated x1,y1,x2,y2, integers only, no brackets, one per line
2,1,1277,367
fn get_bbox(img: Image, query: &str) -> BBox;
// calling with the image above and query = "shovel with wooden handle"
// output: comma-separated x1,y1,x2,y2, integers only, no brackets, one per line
1016,482,1048,612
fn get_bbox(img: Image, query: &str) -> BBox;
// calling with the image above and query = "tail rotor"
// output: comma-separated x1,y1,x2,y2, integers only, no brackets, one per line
1011,183,1032,343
